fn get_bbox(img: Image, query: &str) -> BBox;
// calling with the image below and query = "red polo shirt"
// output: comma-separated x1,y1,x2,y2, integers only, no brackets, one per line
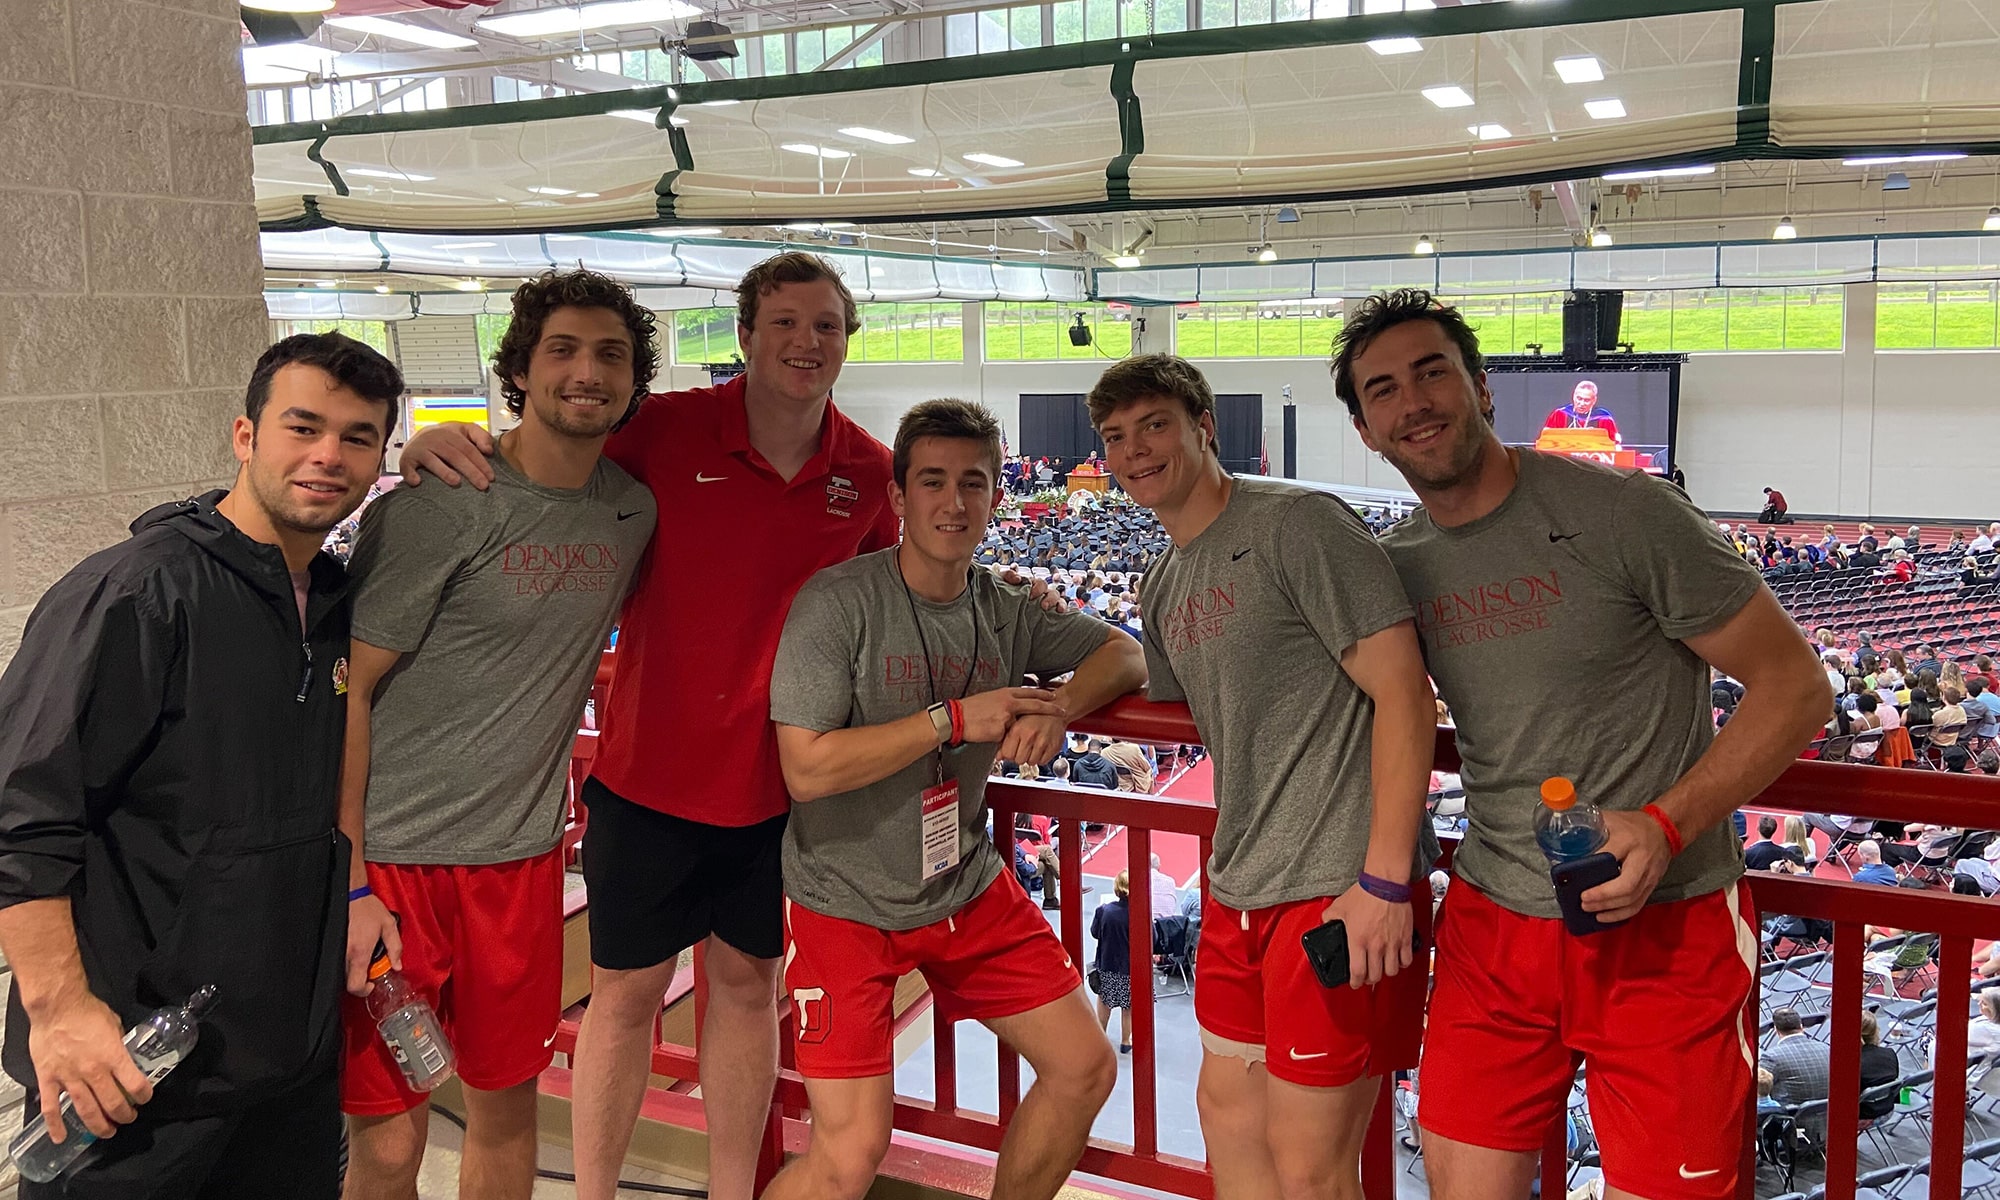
597,375,899,826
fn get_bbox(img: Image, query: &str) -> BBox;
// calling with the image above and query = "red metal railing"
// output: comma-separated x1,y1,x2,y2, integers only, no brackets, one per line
554,666,2000,1200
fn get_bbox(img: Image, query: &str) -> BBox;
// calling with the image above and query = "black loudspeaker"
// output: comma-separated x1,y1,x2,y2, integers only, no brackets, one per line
1068,314,1092,347
1561,290,1624,361
240,5,323,44
684,19,739,60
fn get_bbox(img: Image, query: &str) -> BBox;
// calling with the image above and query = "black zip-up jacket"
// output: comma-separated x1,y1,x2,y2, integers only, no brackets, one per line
0,492,351,1116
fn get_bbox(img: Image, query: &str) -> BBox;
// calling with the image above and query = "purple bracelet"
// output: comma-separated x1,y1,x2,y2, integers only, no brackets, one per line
1356,872,1412,904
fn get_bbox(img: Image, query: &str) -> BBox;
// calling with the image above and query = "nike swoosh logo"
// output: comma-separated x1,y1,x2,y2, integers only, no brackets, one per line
1549,531,1581,543
1287,1048,1328,1061
617,510,643,521
544,1030,560,1049
1678,1166,1721,1180
696,472,727,483
1232,548,1253,561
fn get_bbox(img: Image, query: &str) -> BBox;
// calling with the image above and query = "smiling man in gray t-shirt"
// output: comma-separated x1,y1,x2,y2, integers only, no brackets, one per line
764,399,1145,1200
1090,354,1438,1200
1338,288,1828,1200
335,271,659,1198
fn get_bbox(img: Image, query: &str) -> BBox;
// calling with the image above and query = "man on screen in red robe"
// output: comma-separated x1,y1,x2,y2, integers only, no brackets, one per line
1542,380,1620,443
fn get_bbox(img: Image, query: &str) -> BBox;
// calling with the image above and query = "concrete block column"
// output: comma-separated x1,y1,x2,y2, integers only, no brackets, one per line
0,0,268,669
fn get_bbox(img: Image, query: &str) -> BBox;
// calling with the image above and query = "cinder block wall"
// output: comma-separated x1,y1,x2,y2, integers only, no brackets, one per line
0,0,269,669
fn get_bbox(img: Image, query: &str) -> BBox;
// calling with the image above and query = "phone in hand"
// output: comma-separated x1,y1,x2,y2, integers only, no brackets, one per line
1552,851,1625,936
1300,919,1427,989
1301,918,1351,988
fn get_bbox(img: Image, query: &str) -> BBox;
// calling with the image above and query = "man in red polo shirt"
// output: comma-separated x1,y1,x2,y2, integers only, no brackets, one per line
397,252,898,1200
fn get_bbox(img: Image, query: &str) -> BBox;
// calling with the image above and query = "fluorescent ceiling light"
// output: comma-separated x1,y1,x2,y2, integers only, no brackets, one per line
1602,164,1716,180
1584,98,1627,120
1774,216,1798,240
908,168,944,178
344,167,435,182
1111,255,1142,269
373,284,391,294
699,99,740,106
1414,234,1434,255
478,0,702,39
526,186,575,196
840,126,914,145
1589,228,1614,248
644,227,723,237
1841,153,1967,166
962,152,1024,168
323,15,477,50
1986,207,2000,232
1368,38,1422,56
608,109,689,126
576,192,600,198
1553,56,1604,84
781,143,853,159
1422,86,1474,109
1467,124,1511,140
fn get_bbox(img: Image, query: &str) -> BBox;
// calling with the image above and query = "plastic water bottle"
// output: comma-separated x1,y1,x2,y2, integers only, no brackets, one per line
1534,777,1608,863
364,946,454,1092
9,984,218,1183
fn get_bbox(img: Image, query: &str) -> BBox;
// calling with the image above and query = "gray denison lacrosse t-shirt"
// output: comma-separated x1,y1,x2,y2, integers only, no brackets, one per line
771,547,1118,930
348,451,655,865
1377,450,1762,919
1140,478,1426,911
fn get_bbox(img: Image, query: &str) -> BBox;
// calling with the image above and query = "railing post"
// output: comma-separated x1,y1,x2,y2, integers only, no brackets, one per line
1541,1114,1567,1200
1359,1076,1394,1200
1128,827,1157,1158
1827,922,1864,1200
1930,934,1974,1200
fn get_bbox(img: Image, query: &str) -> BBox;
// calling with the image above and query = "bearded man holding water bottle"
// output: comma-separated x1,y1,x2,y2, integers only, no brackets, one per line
1337,289,1828,1200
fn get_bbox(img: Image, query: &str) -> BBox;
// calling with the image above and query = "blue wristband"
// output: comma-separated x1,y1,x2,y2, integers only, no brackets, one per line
347,884,373,903
1356,872,1412,904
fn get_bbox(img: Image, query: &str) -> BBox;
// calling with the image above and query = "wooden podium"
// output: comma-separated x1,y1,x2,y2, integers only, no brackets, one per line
1066,467,1110,494
1534,427,1645,468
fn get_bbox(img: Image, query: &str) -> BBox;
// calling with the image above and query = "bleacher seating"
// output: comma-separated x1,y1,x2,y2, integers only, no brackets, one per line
1763,555,2000,660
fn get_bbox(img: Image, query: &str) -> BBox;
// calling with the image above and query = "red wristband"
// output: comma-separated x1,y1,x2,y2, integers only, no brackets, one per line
946,698,964,746
1642,803,1685,857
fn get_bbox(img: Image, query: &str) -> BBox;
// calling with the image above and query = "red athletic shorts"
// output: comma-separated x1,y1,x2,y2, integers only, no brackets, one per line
1195,893,1430,1088
1418,879,1758,1200
340,848,566,1116
782,872,1081,1079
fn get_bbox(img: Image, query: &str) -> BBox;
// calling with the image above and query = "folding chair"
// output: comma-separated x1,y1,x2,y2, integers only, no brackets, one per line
1766,951,1835,1014
1865,1069,1935,1159
1151,913,1192,998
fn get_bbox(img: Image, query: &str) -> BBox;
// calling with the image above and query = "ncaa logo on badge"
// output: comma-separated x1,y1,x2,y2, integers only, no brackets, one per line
826,474,858,519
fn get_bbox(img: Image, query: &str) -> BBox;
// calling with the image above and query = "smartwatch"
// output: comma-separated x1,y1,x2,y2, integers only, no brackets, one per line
927,701,954,746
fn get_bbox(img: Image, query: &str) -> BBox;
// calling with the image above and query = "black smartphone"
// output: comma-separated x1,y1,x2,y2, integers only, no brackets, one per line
1552,851,1624,936
1301,918,1351,988
1300,919,1428,989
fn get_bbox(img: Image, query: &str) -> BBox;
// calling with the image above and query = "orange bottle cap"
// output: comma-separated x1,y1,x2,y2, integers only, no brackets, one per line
367,954,392,981
1540,777,1576,810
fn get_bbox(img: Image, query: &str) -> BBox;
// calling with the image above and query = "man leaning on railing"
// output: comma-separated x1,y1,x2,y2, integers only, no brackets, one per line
1338,288,1831,1200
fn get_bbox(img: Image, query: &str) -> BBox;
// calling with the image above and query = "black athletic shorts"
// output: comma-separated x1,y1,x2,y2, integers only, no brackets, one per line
21,1063,339,1200
580,776,788,969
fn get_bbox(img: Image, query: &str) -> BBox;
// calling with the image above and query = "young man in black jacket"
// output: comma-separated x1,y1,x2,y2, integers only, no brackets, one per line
0,333,402,1199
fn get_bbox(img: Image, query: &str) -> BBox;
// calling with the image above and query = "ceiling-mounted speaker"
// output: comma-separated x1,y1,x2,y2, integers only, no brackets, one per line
239,5,324,44
684,19,738,60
